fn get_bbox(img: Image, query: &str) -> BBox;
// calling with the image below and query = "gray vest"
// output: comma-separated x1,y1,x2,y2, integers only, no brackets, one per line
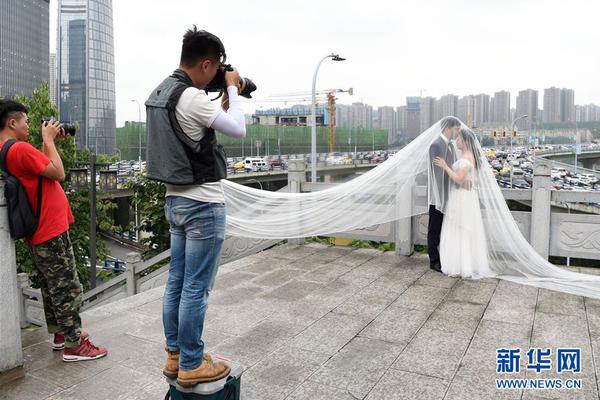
145,69,227,185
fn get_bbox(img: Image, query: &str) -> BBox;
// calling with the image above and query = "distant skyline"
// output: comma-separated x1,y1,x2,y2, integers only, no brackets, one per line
48,0,600,126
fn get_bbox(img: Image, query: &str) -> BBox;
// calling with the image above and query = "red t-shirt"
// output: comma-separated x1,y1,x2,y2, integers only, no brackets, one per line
0,140,74,245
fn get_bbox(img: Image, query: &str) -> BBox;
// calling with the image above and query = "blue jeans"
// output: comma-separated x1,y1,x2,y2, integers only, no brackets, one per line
163,196,226,370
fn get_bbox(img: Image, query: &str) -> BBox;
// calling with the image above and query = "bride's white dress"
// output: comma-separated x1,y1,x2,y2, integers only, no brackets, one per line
440,158,491,278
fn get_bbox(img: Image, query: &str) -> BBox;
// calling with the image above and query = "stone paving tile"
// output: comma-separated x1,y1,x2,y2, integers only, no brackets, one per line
44,364,156,400
390,284,450,312
286,381,358,400
308,337,404,399
392,328,472,380
303,279,362,311
591,336,600,397
446,279,498,305
531,311,591,346
365,369,449,400
241,346,329,400
369,264,428,293
289,313,371,356
445,371,524,400
251,268,306,288
585,304,600,338
337,261,394,288
204,298,279,336
0,374,63,400
214,318,309,368
420,300,486,336
297,262,357,285
332,284,400,319
334,252,379,267
416,270,459,289
260,279,324,302
536,289,586,318
212,270,258,290
20,326,51,349
360,306,431,344
209,284,265,306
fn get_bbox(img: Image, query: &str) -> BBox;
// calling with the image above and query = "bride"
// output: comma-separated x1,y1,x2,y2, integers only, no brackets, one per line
434,128,491,278
220,117,600,300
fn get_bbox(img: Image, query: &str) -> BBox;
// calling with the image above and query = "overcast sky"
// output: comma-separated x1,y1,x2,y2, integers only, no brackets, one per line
49,0,600,126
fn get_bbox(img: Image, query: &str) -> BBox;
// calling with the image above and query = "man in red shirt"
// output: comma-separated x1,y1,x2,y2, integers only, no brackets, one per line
0,100,107,362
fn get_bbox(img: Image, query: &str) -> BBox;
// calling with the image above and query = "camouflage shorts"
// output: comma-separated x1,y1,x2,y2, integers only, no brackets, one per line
30,231,83,346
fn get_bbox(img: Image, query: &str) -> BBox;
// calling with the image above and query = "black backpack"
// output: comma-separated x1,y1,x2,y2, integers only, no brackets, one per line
0,139,42,239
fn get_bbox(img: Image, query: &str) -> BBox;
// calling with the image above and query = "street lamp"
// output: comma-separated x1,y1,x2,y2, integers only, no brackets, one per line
246,178,263,191
131,99,142,169
131,99,142,243
510,114,528,187
311,53,346,183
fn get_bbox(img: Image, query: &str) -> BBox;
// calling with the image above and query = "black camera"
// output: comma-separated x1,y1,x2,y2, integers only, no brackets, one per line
42,118,78,136
205,64,257,99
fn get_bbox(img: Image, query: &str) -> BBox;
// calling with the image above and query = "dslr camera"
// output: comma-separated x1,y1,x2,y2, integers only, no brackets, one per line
42,118,78,136
205,64,257,99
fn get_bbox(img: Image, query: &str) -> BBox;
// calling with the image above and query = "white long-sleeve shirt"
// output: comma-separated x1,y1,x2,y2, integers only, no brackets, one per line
165,85,246,203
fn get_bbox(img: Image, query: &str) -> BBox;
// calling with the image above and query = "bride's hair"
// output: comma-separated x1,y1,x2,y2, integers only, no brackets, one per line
459,128,483,170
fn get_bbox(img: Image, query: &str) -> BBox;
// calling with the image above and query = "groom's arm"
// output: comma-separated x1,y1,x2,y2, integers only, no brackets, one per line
429,141,445,190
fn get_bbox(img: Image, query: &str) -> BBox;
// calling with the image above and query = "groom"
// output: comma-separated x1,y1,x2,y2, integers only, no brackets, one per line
428,116,461,273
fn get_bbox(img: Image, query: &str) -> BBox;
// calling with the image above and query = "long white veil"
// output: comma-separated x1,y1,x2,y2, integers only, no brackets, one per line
221,118,600,299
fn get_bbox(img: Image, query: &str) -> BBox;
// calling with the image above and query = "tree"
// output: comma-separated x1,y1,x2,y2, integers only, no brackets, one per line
13,82,115,290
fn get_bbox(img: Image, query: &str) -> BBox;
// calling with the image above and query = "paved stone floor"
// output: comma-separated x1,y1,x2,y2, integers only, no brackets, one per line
2,243,600,400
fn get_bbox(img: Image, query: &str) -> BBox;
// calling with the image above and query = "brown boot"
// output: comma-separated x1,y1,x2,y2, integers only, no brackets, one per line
177,354,231,387
163,348,179,379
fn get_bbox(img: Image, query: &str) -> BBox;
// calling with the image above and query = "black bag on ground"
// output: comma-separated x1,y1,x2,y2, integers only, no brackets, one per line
0,139,42,239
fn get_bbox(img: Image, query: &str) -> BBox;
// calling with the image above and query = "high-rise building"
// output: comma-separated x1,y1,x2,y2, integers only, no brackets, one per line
515,89,538,130
406,96,421,139
542,87,575,124
336,104,351,128
561,88,575,124
543,87,562,123
396,106,407,137
492,91,511,125
58,0,116,154
440,94,458,120
578,104,600,122
377,106,396,144
49,53,57,105
0,0,50,99
473,94,490,127
420,97,435,132
457,95,475,127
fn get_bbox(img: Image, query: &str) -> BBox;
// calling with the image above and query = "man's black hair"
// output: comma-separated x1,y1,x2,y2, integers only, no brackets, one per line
440,116,461,131
0,100,28,130
179,26,226,67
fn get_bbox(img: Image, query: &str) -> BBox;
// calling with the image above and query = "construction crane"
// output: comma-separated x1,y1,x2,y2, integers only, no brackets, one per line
259,88,353,152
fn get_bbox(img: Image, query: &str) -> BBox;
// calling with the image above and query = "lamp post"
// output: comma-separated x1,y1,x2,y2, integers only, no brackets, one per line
311,53,346,183
246,178,263,191
131,99,142,170
70,158,111,289
131,99,142,242
510,114,528,187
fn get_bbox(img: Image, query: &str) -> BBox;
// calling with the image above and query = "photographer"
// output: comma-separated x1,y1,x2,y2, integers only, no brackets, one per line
145,27,247,386
0,100,107,362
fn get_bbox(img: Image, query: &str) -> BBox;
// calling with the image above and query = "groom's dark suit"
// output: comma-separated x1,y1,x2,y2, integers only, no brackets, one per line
428,135,456,268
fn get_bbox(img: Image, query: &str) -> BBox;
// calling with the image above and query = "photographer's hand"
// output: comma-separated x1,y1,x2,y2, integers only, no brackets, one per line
225,68,241,93
42,119,62,142
41,119,66,181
